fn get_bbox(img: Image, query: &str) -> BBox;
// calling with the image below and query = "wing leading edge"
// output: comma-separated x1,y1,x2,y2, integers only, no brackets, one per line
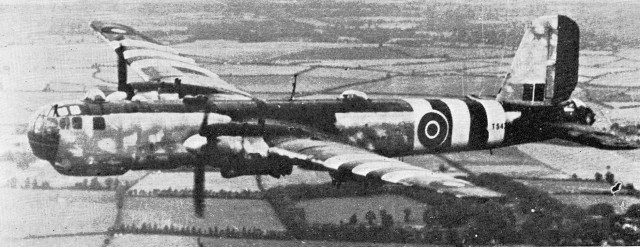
269,138,503,198
89,21,251,98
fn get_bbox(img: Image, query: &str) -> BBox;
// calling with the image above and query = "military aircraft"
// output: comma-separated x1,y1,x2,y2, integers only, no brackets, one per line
27,15,637,217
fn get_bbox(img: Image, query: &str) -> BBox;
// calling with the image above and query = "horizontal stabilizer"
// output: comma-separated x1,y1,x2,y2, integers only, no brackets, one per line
545,122,639,150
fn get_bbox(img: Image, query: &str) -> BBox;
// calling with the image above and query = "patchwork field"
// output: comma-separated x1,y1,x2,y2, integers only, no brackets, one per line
553,194,640,215
370,61,492,74
343,75,502,97
273,58,446,68
203,64,308,76
223,75,362,93
109,235,424,247
391,46,514,59
515,179,612,194
0,189,115,240
259,167,332,190
130,171,260,192
6,235,107,247
590,70,640,87
121,197,285,231
174,41,377,63
3,1,640,245
441,146,569,179
517,141,640,185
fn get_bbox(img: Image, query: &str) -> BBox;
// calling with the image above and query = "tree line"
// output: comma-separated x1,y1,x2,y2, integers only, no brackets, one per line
126,187,263,199
258,173,640,245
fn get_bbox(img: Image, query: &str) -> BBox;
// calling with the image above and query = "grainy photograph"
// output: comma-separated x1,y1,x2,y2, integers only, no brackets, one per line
1,0,640,246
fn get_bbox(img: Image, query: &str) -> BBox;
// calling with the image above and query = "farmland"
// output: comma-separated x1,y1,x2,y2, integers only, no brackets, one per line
121,197,285,231
0,189,115,239
2,0,640,245
131,171,261,193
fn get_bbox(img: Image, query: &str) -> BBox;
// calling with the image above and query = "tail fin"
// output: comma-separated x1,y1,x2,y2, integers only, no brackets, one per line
497,15,579,106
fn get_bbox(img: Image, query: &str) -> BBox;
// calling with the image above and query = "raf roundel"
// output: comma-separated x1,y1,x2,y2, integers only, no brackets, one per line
417,111,449,147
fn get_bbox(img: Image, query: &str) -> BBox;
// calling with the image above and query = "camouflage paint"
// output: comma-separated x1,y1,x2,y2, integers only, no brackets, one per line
53,112,230,174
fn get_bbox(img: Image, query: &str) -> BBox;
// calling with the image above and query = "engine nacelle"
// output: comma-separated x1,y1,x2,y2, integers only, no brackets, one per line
219,155,293,178
214,136,293,178
52,163,129,176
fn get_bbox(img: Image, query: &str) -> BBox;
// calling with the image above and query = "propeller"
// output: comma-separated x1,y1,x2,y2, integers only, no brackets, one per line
194,154,205,218
115,44,134,100
193,105,212,218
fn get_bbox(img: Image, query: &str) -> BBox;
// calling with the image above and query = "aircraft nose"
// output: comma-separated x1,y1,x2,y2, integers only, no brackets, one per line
27,131,59,162
27,121,59,163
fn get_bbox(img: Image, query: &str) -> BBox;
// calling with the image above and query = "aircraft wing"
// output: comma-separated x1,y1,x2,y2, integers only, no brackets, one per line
89,21,251,98
544,122,639,150
268,138,503,198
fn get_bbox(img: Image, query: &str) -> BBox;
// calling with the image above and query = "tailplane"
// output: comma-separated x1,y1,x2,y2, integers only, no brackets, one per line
497,15,579,106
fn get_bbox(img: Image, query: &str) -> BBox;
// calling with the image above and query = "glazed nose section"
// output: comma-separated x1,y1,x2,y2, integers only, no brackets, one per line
27,116,60,162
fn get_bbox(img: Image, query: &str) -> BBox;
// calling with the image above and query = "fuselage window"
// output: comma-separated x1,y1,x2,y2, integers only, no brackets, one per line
57,107,69,116
33,115,44,134
93,117,106,130
69,105,81,115
59,118,69,129
72,117,82,129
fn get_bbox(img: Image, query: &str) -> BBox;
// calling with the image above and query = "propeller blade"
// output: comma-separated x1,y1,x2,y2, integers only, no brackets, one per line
194,157,205,218
199,108,210,137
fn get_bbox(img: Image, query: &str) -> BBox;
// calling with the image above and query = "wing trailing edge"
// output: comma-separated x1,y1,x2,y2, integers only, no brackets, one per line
269,139,504,198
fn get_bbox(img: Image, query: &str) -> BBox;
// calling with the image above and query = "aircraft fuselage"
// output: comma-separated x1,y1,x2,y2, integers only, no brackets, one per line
27,96,551,176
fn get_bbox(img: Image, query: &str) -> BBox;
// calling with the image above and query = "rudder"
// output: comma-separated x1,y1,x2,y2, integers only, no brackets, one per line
497,15,579,106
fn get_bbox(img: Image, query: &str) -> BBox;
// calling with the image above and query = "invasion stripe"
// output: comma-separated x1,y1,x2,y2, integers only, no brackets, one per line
322,154,387,170
130,59,220,79
399,175,471,188
110,40,179,54
381,170,435,184
472,99,506,145
366,166,422,179
426,100,453,147
440,99,471,147
464,99,489,148
124,49,196,65
351,161,412,176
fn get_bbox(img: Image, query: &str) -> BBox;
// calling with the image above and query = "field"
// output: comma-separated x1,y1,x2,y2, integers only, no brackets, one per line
370,61,492,74
203,64,308,76
121,197,285,231
273,58,446,67
344,75,502,97
131,171,261,192
0,189,115,240
553,194,640,214
590,70,640,87
6,235,107,247
516,141,640,184
175,40,377,63
441,146,569,179
3,0,640,245
223,75,362,93
515,179,612,194
109,235,428,247
259,167,332,190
